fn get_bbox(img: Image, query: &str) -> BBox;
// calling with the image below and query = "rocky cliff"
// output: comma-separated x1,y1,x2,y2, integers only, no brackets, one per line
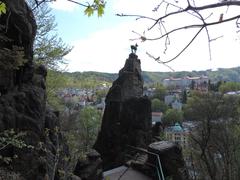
94,53,152,170
0,1,69,179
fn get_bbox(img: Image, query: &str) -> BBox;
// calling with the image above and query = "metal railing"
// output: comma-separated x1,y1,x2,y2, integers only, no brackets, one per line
126,145,165,180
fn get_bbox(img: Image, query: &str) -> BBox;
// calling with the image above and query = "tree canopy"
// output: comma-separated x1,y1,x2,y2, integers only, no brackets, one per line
162,108,183,127
219,81,240,94
152,83,167,101
183,91,240,180
27,1,72,70
151,98,168,113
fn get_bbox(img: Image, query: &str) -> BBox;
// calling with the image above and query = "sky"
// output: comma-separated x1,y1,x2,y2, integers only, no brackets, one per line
50,0,240,73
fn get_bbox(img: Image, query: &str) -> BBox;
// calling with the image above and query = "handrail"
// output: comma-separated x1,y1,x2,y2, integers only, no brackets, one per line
126,145,165,180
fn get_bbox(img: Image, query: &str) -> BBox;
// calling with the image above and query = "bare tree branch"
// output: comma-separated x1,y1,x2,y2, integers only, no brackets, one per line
118,0,240,68
146,52,175,71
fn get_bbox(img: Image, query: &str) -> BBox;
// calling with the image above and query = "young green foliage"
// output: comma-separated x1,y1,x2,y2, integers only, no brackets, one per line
84,6,94,17
0,129,33,164
84,0,105,17
0,1,6,15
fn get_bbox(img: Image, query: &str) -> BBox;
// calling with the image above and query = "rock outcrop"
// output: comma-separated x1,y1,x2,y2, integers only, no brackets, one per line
0,1,69,179
94,53,152,170
148,141,190,180
74,149,102,180
105,53,143,102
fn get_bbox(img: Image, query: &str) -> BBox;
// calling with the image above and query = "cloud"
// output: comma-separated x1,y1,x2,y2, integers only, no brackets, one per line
63,0,240,73
65,17,240,73
112,0,158,15
66,22,134,73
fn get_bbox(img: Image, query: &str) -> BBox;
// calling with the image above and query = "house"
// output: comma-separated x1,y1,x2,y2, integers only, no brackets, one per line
164,94,181,106
143,87,155,97
171,100,182,110
164,95,175,105
165,122,189,148
152,112,162,125
163,75,208,91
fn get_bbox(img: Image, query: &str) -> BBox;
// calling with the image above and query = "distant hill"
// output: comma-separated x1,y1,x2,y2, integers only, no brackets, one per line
63,67,240,87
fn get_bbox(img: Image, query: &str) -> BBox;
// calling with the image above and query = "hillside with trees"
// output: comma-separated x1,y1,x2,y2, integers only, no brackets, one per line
61,66,240,86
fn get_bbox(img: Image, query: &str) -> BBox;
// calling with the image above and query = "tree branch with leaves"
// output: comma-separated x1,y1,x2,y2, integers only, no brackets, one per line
31,0,106,17
117,0,240,69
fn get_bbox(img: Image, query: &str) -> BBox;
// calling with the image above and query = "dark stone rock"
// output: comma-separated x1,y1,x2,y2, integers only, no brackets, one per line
106,53,143,102
94,53,151,170
148,141,190,180
0,1,70,179
0,0,37,89
0,167,25,180
120,98,152,148
71,175,82,180
152,122,163,140
74,149,102,180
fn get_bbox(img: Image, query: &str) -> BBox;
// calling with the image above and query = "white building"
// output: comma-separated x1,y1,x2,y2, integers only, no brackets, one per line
165,122,189,148
163,76,208,91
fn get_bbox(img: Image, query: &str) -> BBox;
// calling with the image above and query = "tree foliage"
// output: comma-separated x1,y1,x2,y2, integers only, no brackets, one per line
151,98,168,113
219,81,240,94
184,92,240,180
63,106,102,159
95,88,108,102
152,83,167,101
162,108,183,127
28,1,72,70
46,70,67,110
26,1,73,109
0,1,6,16
0,129,33,165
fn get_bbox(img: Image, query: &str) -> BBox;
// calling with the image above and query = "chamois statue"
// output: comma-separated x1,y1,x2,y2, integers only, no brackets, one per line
131,44,138,54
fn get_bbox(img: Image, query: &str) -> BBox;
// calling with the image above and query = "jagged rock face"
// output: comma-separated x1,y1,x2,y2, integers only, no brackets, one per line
94,53,151,170
0,0,36,93
74,149,102,180
0,1,69,179
148,141,190,180
106,53,143,102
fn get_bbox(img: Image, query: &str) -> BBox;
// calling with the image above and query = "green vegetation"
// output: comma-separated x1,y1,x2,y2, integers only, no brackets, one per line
63,106,102,159
95,88,108,102
84,0,105,17
0,129,33,164
57,67,240,88
46,70,67,110
152,83,167,101
62,71,112,89
219,81,240,93
151,98,168,113
162,109,183,127
0,1,6,16
29,1,72,109
31,2,72,70
183,92,240,180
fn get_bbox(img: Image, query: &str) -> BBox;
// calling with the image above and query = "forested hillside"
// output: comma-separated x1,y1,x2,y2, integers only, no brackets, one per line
63,67,240,86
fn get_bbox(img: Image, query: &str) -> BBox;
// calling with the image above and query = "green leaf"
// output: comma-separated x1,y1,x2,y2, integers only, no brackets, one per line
84,6,94,17
97,4,104,17
94,0,100,5
0,1,6,15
